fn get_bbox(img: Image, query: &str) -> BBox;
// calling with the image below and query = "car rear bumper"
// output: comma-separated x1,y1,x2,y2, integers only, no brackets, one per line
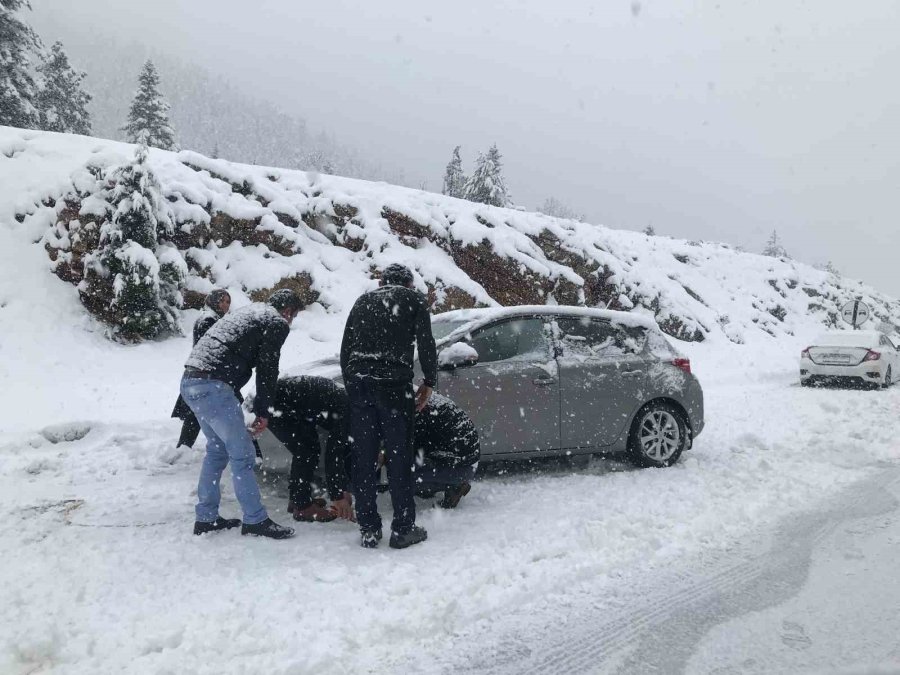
800,358,884,383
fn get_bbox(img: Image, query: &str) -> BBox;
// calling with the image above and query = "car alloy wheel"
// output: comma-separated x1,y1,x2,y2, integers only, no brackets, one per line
628,402,688,468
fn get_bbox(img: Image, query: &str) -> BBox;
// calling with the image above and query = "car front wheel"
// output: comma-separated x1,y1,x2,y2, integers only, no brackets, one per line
627,402,689,468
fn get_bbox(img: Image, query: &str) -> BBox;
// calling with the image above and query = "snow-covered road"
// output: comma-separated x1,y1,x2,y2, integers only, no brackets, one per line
1,365,898,674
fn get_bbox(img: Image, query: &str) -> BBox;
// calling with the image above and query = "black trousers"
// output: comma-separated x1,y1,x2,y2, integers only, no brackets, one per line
415,462,477,495
269,417,349,507
347,377,416,535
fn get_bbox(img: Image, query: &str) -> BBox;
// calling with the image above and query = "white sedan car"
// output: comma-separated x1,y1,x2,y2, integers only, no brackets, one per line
800,329,900,389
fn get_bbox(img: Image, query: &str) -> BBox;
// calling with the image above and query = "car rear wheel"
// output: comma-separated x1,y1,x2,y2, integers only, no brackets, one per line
627,401,688,468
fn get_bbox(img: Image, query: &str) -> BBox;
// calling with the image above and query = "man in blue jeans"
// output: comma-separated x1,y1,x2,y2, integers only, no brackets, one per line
181,289,302,539
340,264,438,549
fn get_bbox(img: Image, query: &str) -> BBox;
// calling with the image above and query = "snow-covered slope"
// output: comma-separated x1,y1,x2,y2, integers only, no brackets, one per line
3,126,899,348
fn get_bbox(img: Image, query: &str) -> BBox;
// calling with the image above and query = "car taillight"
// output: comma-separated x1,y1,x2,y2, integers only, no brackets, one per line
863,350,881,362
801,347,811,359
672,358,691,374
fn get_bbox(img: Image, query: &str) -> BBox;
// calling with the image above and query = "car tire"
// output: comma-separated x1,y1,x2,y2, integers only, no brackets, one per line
627,401,689,468
882,367,892,389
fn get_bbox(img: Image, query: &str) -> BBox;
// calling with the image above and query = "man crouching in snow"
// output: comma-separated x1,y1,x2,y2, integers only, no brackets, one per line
181,289,302,540
268,375,354,523
413,393,480,509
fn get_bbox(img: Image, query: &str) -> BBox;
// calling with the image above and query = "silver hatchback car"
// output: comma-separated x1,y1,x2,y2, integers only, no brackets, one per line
268,305,704,469
429,306,704,467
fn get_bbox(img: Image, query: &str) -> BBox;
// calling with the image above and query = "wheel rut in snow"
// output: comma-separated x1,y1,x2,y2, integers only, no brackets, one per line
453,464,900,675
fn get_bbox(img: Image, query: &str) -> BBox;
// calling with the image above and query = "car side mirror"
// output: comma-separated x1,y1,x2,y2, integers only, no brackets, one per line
438,342,479,370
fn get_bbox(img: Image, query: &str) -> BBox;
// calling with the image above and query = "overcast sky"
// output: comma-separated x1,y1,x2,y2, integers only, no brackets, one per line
30,0,900,296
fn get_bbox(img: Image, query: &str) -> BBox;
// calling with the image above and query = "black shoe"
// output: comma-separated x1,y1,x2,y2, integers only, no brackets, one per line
360,528,383,549
241,518,295,540
193,517,241,535
389,525,428,549
438,482,471,509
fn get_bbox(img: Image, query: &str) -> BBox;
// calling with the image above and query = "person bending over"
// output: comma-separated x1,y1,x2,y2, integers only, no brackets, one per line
268,375,353,523
181,289,302,540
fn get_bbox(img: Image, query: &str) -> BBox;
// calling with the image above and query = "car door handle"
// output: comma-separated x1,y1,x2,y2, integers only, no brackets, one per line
532,377,556,386
621,370,643,377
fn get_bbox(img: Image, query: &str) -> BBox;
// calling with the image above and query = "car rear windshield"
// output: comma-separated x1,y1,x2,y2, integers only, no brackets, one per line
813,332,878,348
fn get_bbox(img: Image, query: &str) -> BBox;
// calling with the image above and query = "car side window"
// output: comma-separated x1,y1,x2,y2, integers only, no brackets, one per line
556,317,646,358
468,318,549,363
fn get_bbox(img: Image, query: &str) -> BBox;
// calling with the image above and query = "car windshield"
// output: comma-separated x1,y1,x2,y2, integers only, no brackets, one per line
813,332,879,348
431,319,469,341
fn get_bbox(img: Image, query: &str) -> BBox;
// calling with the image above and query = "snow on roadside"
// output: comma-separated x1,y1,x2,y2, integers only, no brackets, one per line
1,354,898,673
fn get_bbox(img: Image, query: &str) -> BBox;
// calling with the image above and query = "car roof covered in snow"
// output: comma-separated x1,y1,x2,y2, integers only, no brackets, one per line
432,305,658,332
812,330,884,348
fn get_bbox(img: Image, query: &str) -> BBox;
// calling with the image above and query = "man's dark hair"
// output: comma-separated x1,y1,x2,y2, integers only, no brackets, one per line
381,263,415,287
268,289,304,313
205,288,230,313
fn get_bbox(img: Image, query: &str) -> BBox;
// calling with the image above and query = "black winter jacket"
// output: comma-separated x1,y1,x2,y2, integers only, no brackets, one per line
185,304,290,416
192,310,219,345
272,375,348,429
414,393,480,468
340,285,438,387
270,375,350,500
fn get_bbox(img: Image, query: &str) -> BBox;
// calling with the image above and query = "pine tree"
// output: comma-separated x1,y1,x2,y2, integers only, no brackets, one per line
762,229,789,258
0,0,42,128
464,144,510,207
122,60,178,150
442,145,466,198
82,142,180,340
36,42,92,135
643,225,656,236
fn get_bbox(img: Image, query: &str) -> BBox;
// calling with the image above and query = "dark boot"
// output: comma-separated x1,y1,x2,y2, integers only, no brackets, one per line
360,528,383,549
438,482,471,509
241,518,295,540
193,517,241,535
389,525,428,549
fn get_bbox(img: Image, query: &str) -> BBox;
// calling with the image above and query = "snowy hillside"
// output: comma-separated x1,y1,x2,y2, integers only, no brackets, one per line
3,126,899,348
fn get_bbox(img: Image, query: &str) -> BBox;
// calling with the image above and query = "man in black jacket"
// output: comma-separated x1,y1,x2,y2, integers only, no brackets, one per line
171,289,231,448
268,375,353,523
181,289,302,540
341,263,438,549
413,393,480,509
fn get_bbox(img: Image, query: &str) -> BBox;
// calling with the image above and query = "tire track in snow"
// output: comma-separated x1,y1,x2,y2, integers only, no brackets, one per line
452,465,900,675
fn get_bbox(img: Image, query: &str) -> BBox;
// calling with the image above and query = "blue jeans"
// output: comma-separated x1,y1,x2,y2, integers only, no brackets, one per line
180,377,268,525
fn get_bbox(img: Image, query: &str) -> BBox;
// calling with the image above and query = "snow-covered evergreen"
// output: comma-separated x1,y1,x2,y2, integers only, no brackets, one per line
35,41,92,135
442,145,466,198
762,229,789,258
464,144,510,207
81,142,181,340
0,0,41,129
122,60,178,151
643,225,656,236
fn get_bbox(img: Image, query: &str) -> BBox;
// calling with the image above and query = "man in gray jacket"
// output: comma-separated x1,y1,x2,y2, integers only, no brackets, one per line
181,289,302,540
